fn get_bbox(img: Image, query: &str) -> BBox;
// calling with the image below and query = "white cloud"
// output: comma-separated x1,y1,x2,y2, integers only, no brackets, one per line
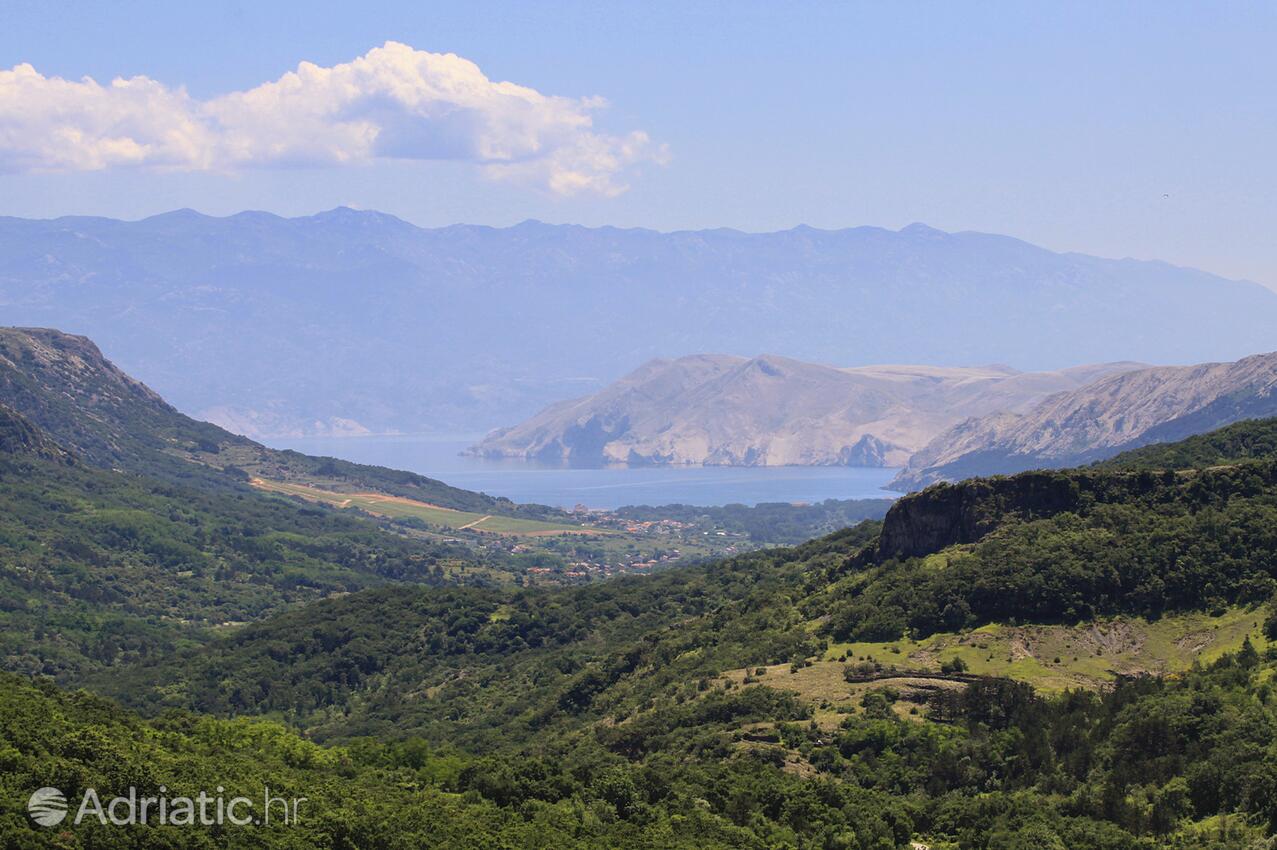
0,42,667,195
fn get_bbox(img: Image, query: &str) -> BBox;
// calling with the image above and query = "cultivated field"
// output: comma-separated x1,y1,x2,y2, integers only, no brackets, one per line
250,478,588,536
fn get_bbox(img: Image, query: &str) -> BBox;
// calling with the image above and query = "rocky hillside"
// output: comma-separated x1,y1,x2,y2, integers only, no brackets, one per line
892,351,1277,490
3,210,1275,437
471,354,1142,466
0,326,241,471
0,403,70,462
0,327,535,513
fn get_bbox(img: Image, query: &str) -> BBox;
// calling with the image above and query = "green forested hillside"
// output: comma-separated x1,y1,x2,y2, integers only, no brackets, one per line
8,395,1277,844
114,444,1277,747
99,524,880,746
0,327,612,681
31,417,1273,847
2,673,852,850
824,462,1277,641
0,449,497,681
1102,417,1277,471
0,326,551,515
7,641,1277,847
104,446,1277,745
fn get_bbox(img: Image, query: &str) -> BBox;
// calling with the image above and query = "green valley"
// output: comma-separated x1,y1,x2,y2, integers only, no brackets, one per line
7,330,1277,847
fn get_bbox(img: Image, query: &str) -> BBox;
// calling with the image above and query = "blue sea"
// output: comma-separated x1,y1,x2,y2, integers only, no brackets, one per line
267,435,901,510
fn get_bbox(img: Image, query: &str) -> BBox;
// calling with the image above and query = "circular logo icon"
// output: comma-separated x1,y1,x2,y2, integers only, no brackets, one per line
28,787,68,827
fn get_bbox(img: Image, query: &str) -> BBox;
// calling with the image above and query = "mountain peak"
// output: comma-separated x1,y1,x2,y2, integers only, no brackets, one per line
307,206,414,229
141,208,211,224
742,353,802,377
229,210,285,224
899,222,945,237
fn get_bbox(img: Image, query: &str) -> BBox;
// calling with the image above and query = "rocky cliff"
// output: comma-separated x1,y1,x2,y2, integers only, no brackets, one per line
861,467,1190,565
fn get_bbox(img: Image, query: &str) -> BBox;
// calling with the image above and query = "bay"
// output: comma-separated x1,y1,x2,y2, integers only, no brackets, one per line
266,435,901,510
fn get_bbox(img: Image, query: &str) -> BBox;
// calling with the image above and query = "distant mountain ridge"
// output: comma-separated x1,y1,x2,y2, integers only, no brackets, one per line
471,354,1144,467
892,351,1277,489
3,209,1276,436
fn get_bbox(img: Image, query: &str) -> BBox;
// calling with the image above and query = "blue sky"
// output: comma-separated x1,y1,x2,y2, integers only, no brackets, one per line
1,1,1275,286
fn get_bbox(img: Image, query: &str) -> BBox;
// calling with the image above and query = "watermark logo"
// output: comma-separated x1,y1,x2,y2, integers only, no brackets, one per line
27,787,68,827
25,786,304,828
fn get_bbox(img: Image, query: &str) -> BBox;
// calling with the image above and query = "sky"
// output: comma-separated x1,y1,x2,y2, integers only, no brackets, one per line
1,1,1275,286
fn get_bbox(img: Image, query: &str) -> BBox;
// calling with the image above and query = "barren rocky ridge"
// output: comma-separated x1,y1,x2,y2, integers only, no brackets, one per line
471,354,1144,468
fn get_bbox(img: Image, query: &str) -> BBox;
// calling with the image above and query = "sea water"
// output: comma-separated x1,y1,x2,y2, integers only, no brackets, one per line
267,434,900,510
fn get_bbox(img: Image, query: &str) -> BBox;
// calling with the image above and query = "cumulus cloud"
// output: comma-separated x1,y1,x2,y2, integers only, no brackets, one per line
0,42,667,195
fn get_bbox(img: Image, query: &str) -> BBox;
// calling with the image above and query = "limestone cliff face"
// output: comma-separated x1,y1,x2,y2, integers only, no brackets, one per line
471,355,1142,468
893,351,1277,490
870,473,1087,561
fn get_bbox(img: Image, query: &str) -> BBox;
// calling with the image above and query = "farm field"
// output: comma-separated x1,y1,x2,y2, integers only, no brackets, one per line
249,477,589,536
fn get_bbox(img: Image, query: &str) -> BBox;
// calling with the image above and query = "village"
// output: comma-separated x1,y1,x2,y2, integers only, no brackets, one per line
503,509,750,583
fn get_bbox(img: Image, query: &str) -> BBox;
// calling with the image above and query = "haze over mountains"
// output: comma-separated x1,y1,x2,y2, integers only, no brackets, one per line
3,209,1277,438
893,350,1277,489
472,354,1143,467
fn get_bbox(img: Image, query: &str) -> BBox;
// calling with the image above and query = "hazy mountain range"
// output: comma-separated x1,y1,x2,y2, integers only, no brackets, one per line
3,209,1277,437
471,354,1144,467
892,350,1277,489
